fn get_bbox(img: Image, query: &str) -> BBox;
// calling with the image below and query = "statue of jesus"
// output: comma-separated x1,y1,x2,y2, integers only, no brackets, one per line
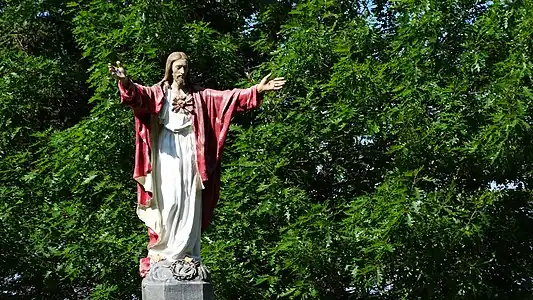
108,52,285,277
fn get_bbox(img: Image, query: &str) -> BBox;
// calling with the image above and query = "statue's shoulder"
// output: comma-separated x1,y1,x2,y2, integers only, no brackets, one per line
153,81,167,92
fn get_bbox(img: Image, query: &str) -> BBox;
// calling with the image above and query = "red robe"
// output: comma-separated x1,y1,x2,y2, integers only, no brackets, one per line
118,80,262,250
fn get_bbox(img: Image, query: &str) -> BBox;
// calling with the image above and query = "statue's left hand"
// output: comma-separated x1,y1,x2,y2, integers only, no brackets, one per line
257,73,286,93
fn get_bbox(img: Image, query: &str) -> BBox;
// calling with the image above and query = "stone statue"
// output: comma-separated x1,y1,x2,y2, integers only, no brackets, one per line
108,52,285,277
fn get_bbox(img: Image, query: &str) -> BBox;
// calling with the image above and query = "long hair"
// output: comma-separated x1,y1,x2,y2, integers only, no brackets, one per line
159,52,191,89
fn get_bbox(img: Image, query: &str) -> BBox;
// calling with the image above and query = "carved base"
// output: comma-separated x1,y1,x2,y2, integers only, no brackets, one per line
142,259,214,300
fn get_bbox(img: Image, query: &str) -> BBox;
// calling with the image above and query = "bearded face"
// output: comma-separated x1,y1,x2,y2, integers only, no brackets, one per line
171,59,188,87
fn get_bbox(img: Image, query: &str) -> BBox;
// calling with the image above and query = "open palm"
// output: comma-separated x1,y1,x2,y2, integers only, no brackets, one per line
257,73,286,93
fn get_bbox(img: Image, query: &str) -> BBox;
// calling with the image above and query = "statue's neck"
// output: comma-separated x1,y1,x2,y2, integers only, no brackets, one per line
171,82,187,92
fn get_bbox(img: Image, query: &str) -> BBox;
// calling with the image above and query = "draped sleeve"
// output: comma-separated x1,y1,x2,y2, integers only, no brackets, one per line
117,80,165,207
191,85,263,231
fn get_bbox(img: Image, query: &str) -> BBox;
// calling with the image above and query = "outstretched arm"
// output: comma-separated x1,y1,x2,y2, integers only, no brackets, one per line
217,73,286,114
108,61,162,115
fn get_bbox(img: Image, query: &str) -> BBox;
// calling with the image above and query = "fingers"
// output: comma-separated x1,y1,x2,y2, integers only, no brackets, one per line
267,77,285,85
271,79,286,89
259,73,286,91
273,79,286,85
108,61,123,70
108,61,127,80
108,62,121,70
108,62,120,75
260,73,272,85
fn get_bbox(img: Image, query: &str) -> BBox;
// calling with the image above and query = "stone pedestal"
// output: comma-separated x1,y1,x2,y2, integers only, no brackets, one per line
142,259,214,300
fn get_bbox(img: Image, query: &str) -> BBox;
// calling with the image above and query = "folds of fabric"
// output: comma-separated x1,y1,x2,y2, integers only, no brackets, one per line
117,80,263,275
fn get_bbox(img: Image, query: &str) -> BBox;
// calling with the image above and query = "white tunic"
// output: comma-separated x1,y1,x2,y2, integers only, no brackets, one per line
147,88,202,261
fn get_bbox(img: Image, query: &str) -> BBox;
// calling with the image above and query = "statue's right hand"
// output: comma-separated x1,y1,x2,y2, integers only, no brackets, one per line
108,61,127,80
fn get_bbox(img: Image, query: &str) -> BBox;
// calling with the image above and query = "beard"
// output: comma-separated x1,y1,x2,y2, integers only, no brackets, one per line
173,76,185,88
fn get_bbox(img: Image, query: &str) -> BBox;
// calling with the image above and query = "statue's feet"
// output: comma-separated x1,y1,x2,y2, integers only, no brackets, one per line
171,256,211,282
145,257,211,282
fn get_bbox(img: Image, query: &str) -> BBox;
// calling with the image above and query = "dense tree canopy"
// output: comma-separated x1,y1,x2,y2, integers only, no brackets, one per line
1,0,532,299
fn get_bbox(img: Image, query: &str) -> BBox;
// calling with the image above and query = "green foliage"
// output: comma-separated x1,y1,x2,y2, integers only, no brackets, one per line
1,0,532,299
